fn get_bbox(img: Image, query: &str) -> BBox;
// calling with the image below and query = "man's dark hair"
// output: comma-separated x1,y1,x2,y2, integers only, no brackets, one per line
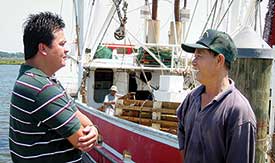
23,12,65,60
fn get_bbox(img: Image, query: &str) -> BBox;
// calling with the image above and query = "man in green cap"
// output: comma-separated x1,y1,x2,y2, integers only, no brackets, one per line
177,29,256,163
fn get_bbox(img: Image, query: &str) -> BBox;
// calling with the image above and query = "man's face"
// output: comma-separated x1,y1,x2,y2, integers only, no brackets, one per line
45,29,68,72
192,49,219,84
111,90,116,96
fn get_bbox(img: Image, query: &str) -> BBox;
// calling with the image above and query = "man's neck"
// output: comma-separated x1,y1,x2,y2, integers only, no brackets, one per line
200,76,230,109
203,76,230,98
25,58,53,77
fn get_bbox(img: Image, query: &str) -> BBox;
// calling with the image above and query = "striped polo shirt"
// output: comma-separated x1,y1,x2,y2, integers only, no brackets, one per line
9,64,82,163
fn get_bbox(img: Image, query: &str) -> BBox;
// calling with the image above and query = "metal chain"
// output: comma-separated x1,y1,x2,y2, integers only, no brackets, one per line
122,1,128,25
113,0,123,22
113,0,128,40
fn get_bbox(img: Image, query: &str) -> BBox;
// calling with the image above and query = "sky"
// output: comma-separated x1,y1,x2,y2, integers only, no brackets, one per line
0,0,270,53
0,0,74,53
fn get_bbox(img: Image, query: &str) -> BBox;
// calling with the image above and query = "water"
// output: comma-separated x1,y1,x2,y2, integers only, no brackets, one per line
0,64,20,163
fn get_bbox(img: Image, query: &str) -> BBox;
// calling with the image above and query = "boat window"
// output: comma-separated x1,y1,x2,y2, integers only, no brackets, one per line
128,71,137,93
140,71,152,82
94,69,113,103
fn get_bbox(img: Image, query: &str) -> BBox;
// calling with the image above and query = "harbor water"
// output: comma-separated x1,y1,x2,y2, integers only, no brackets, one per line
0,64,20,163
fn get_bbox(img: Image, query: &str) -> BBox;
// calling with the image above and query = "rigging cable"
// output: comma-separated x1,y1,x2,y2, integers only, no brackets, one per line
83,0,96,54
184,0,199,42
201,0,219,36
215,0,235,30
127,37,153,93
213,0,224,28
210,0,218,28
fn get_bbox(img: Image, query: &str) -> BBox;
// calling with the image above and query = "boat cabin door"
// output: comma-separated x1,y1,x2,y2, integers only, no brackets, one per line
91,69,113,108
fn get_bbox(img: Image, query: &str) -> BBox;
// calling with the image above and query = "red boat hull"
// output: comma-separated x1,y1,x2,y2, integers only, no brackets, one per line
77,102,182,163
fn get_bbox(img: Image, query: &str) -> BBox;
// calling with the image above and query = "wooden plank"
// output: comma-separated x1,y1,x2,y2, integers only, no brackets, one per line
160,127,177,135
117,116,178,128
121,111,151,118
116,104,176,114
120,99,180,109
117,115,152,126
161,114,178,121
152,119,178,128
119,110,178,122
162,101,181,109
122,99,153,107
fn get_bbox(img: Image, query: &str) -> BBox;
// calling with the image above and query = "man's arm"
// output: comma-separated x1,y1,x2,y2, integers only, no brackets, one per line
226,122,256,163
67,110,98,151
177,122,185,163
176,93,191,163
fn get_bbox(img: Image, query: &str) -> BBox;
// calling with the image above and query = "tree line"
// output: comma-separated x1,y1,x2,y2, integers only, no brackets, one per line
0,51,24,59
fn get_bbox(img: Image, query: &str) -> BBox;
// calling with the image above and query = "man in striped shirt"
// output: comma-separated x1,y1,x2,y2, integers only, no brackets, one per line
9,12,98,163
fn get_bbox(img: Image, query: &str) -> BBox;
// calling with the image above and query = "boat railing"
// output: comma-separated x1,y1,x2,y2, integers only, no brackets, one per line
87,42,191,72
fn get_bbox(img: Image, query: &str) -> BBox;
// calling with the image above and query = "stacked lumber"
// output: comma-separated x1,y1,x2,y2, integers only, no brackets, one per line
115,99,180,135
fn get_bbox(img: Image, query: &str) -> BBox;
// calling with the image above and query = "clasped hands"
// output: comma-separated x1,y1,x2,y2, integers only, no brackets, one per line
78,125,99,152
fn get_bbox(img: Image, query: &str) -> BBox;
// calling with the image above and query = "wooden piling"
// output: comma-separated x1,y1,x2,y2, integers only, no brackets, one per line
230,48,274,163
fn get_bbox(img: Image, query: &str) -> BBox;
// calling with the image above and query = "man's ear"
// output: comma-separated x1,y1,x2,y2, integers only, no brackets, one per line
216,54,225,66
38,43,47,56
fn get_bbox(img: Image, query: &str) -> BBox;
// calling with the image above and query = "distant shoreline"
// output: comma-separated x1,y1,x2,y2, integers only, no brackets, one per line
0,59,24,65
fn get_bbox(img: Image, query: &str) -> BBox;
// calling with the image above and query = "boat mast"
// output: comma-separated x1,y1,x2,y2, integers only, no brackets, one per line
174,0,180,22
72,0,83,100
73,0,81,59
152,0,158,20
148,0,160,43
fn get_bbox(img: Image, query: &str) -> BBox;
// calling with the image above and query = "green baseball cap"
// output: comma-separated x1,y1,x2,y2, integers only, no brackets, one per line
181,29,238,64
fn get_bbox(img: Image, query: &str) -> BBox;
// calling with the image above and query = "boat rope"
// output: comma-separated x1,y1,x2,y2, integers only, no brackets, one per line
201,0,219,36
73,0,81,58
127,37,154,93
74,67,90,102
215,0,235,30
210,0,218,29
113,0,128,40
138,100,148,124
213,0,224,28
184,0,199,42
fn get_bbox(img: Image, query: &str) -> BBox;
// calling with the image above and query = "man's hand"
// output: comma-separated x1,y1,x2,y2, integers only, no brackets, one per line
77,125,98,152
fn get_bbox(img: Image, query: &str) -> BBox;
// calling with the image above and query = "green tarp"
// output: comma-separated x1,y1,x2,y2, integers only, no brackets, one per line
137,47,172,67
94,46,113,59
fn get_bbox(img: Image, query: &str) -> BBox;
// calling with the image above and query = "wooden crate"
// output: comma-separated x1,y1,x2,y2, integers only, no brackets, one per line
115,99,180,135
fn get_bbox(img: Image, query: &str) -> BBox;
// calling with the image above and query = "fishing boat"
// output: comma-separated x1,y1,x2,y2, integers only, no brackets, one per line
55,0,275,162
